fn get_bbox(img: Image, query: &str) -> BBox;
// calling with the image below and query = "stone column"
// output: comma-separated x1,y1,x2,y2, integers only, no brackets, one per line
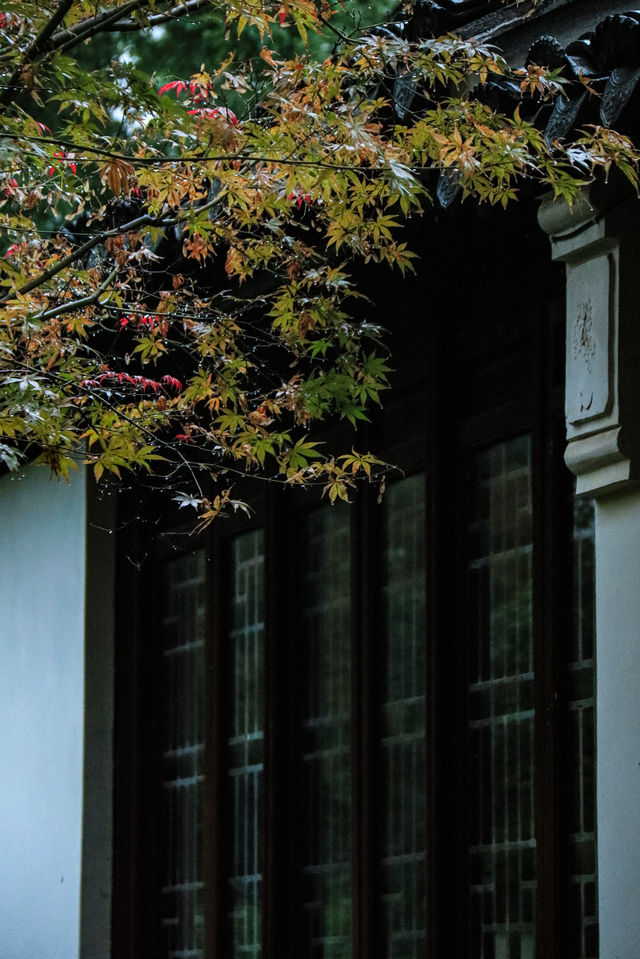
539,189,640,958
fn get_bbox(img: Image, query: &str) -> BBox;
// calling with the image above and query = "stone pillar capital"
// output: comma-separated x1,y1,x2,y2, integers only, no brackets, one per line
537,188,604,261
538,188,640,497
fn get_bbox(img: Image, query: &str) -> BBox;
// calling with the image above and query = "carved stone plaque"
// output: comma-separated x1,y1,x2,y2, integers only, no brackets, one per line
565,253,612,426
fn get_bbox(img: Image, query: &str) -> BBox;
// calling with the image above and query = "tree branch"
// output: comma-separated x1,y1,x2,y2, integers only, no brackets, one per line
4,191,226,301
50,0,212,52
91,0,207,35
8,212,157,298
1,133,432,173
50,0,160,47
0,0,75,107
1,0,206,93
34,266,119,321
53,0,171,54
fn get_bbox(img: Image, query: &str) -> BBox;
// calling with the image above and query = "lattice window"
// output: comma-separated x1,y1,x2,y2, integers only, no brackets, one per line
381,474,427,959
228,529,265,959
467,436,536,959
567,497,597,959
301,505,352,959
146,441,596,959
160,551,207,959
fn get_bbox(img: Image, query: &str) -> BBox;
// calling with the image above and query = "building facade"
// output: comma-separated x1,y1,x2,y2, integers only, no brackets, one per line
3,3,640,959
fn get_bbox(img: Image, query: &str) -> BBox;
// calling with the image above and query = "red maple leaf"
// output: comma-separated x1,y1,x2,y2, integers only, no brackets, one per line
158,80,188,98
161,375,183,393
188,106,239,126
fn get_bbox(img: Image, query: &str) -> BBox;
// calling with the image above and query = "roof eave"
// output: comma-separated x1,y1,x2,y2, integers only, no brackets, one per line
457,0,639,64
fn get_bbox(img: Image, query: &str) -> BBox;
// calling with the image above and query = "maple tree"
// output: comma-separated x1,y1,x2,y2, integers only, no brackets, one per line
1,0,639,524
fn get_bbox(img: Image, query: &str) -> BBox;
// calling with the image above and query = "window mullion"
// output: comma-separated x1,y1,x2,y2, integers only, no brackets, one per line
205,525,226,959
263,493,298,959
532,323,568,959
531,417,559,959
352,488,377,959
299,503,353,959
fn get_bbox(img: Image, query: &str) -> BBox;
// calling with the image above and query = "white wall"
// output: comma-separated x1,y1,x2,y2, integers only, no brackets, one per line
0,465,86,959
595,490,640,959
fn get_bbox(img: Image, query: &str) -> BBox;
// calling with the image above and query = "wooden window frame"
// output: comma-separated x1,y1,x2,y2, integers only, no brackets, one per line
113,214,593,959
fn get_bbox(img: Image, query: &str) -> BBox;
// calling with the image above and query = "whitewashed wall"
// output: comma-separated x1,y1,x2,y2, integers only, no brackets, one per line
0,465,86,959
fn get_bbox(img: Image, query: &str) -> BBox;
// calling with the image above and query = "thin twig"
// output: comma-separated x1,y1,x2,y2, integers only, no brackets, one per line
0,133,429,173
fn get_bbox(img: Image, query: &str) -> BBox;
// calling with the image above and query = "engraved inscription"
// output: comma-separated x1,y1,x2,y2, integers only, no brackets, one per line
565,254,613,429
579,390,594,414
574,300,596,373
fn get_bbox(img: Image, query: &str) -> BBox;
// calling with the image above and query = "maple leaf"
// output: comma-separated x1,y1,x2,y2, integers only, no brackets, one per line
158,79,188,97
99,158,136,196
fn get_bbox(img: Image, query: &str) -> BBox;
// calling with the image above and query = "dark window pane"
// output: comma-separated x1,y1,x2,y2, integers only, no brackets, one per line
467,436,536,959
301,505,352,959
380,474,427,959
160,550,206,959
567,497,598,958
228,529,265,959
